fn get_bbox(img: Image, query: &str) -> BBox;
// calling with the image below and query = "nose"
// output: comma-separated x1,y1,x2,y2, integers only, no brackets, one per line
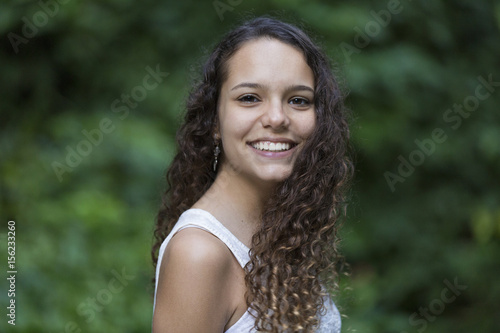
261,99,290,130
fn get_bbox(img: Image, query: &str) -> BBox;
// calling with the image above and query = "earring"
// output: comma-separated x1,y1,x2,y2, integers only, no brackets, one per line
213,142,220,172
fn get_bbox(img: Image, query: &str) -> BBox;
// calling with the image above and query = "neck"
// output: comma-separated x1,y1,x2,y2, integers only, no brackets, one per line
193,163,277,243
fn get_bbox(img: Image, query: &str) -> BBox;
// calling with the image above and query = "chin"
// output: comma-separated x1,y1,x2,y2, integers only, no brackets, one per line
256,168,292,183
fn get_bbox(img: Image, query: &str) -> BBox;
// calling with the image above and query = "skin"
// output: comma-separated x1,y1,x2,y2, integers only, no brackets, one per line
153,38,316,333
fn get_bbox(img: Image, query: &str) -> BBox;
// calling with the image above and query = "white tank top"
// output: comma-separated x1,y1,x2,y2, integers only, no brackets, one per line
153,208,341,333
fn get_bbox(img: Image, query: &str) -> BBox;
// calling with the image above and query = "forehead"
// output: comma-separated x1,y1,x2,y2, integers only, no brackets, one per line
223,38,314,88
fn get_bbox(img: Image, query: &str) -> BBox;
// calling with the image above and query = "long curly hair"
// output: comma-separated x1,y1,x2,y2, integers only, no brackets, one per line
152,16,353,332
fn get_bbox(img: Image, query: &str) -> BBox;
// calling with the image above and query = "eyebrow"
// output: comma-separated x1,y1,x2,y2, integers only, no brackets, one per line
230,82,314,93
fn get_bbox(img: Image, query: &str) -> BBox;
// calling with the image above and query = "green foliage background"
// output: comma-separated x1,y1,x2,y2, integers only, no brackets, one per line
1,0,499,332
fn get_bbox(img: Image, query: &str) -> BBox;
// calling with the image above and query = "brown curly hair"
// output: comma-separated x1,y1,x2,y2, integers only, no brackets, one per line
152,16,353,332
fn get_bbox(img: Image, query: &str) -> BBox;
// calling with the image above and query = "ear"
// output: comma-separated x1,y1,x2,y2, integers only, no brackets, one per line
213,120,220,141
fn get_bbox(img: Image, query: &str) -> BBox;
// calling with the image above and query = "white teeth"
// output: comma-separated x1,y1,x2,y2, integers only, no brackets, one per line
251,141,293,152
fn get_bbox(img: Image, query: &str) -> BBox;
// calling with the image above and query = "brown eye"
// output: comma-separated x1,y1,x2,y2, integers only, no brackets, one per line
238,94,260,103
289,97,310,106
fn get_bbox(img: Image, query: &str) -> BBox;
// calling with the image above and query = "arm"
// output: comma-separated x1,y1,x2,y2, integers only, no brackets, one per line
152,228,236,333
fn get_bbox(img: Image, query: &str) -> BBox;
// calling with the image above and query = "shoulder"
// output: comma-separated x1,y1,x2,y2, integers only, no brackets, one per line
153,227,237,333
163,227,233,270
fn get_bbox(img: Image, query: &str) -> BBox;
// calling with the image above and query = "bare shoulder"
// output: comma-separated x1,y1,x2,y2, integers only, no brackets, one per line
164,227,234,269
153,227,237,333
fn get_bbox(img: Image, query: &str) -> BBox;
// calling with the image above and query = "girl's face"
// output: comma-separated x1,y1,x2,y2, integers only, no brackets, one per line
217,38,316,186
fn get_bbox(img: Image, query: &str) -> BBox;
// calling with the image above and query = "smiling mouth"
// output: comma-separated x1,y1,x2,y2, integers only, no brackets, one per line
250,141,297,152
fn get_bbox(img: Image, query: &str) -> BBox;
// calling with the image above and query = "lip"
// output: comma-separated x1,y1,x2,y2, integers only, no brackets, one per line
247,143,297,158
248,137,297,145
247,137,298,158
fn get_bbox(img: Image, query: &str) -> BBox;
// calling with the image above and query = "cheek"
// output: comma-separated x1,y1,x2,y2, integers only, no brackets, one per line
298,110,317,138
220,108,254,140
220,114,239,141
219,115,249,157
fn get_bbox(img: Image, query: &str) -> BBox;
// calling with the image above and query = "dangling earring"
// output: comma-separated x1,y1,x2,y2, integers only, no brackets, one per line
213,141,220,172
